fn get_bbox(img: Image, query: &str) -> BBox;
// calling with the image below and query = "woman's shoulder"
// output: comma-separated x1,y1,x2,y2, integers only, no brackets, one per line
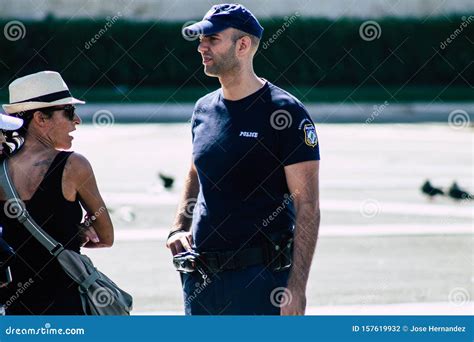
66,152,91,167
64,152,94,180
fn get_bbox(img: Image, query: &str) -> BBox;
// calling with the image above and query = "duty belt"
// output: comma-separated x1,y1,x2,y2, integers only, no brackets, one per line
198,236,293,273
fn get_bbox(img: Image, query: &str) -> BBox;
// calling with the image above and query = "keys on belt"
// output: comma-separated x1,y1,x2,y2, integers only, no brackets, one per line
173,251,208,280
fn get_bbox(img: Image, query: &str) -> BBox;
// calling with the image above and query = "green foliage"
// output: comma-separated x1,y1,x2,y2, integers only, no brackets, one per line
0,15,472,95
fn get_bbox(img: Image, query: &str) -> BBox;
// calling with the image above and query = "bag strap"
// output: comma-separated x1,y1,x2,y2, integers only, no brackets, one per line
0,159,64,256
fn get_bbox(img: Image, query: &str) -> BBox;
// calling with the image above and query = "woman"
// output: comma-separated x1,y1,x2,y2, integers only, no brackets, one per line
0,71,114,315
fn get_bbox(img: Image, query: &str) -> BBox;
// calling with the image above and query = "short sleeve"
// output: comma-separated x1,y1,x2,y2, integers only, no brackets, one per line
191,110,196,142
191,104,200,142
276,103,320,166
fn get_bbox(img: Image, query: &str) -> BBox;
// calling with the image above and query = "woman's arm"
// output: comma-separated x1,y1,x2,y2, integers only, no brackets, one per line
64,153,114,248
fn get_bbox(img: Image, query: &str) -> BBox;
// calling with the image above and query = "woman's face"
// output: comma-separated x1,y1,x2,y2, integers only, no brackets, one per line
43,106,81,150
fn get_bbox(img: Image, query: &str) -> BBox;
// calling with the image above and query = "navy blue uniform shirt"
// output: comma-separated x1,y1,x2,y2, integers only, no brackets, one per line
191,81,320,251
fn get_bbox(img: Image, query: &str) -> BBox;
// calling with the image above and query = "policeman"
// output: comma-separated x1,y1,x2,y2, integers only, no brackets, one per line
167,3,321,315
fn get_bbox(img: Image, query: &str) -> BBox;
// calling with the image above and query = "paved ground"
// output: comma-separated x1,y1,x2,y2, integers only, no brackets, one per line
71,122,473,314
75,102,474,123
86,233,473,314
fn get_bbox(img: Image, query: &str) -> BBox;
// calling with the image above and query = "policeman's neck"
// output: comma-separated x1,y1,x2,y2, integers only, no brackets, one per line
220,70,264,101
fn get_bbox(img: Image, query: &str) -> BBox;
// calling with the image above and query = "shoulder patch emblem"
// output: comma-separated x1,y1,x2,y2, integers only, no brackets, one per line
304,124,318,147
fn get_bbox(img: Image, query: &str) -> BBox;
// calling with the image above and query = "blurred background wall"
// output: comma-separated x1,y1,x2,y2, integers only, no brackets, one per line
1,0,473,20
0,1,473,106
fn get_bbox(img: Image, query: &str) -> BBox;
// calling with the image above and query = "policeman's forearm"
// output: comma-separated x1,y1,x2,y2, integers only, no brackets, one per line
287,204,320,292
171,167,200,233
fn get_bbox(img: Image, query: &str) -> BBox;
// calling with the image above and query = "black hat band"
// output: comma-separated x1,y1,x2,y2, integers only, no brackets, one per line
12,90,72,104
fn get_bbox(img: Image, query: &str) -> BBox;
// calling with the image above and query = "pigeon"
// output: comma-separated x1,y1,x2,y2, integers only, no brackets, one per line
158,172,175,189
448,182,473,201
421,180,444,198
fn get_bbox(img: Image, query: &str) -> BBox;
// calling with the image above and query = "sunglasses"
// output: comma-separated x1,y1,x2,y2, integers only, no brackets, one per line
42,105,76,121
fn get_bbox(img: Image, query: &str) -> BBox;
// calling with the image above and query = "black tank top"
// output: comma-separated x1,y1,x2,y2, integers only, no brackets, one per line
0,151,83,313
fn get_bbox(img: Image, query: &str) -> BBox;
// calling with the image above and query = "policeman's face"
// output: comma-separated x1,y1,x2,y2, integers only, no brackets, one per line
198,29,240,77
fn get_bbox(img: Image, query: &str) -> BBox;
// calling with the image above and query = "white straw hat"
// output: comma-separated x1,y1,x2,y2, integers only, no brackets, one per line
2,71,85,114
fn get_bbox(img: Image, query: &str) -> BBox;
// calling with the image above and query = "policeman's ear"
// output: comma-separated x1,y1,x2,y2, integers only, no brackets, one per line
236,36,252,56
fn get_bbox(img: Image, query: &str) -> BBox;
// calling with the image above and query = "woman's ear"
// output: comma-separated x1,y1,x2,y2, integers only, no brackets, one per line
32,110,48,127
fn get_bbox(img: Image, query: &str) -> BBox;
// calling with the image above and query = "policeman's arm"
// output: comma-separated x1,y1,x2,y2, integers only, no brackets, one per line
283,160,320,315
166,160,199,255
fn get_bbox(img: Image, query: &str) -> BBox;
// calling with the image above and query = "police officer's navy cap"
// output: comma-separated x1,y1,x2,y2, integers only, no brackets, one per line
183,3,264,39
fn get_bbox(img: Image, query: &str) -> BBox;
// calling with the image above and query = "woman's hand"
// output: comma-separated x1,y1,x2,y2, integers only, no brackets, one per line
78,223,100,247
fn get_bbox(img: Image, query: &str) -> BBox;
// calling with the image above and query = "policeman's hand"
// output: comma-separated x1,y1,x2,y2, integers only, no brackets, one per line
280,287,306,316
166,231,193,256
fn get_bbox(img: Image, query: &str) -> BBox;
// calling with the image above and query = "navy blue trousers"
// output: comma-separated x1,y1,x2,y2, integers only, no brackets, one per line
181,265,290,315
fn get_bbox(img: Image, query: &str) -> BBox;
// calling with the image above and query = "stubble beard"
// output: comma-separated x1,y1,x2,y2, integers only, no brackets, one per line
204,45,240,77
